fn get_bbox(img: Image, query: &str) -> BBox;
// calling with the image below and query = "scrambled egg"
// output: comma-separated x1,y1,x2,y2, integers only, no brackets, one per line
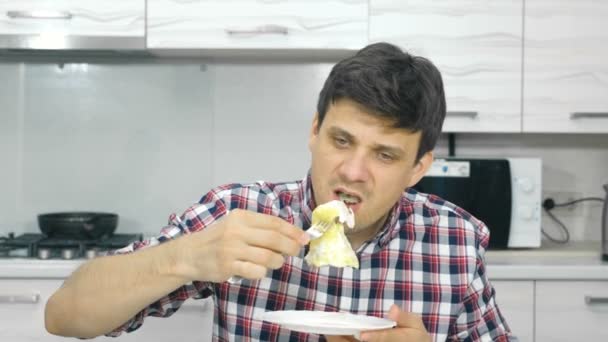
304,200,359,269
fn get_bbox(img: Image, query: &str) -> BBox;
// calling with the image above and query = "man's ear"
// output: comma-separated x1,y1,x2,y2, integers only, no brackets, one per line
407,151,434,187
308,113,320,151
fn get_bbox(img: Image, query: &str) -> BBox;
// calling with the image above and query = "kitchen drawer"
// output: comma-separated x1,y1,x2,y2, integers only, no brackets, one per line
536,281,608,342
492,280,534,342
0,0,145,49
95,297,214,342
0,279,67,341
147,0,368,50
0,278,213,342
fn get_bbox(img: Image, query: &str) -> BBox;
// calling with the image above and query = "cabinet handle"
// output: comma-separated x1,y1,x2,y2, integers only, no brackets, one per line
584,295,608,305
6,10,73,20
225,24,288,35
447,111,478,119
570,112,608,119
0,294,40,304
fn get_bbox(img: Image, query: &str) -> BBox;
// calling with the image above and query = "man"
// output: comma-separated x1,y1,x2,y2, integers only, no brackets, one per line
45,42,514,341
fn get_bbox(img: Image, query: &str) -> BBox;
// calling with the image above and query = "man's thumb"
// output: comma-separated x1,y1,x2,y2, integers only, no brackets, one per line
387,304,426,330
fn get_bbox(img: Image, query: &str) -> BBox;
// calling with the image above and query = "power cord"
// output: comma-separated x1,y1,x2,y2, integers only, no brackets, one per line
542,197,605,244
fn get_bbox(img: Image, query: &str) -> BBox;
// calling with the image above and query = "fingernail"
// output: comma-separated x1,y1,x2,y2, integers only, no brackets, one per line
360,333,369,341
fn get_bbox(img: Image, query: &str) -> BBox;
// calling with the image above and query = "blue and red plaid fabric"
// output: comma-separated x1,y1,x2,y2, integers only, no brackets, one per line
108,174,514,341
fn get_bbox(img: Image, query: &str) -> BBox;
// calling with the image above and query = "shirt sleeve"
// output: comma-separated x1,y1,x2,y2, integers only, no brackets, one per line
104,190,229,337
447,223,518,342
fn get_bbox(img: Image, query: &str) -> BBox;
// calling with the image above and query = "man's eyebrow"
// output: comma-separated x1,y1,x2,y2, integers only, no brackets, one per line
327,126,354,139
328,126,406,156
373,143,405,156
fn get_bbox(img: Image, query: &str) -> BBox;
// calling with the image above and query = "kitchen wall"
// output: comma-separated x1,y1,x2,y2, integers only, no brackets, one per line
0,59,606,241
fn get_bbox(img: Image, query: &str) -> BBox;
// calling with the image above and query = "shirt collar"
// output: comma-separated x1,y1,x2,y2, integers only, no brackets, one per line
375,200,402,248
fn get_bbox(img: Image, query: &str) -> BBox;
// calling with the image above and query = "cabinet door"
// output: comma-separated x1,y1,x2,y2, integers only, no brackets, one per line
536,281,608,342
95,298,214,342
147,0,368,50
370,0,523,133
523,0,608,133
0,278,213,342
491,280,534,342
0,0,145,49
0,279,68,341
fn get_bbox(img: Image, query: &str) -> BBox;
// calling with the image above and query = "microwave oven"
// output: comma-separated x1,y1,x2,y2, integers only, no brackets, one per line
412,157,542,249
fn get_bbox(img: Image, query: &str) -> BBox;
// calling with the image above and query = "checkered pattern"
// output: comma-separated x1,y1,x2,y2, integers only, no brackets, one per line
108,175,515,341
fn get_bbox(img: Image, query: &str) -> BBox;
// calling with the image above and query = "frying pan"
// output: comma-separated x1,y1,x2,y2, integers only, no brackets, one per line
38,212,119,239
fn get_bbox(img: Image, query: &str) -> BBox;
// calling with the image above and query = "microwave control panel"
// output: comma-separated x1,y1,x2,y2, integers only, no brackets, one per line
425,159,471,177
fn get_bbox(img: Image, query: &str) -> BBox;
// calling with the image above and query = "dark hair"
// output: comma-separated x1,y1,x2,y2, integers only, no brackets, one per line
316,42,446,161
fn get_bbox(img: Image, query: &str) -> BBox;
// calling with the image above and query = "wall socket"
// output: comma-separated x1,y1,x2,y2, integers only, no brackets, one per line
542,190,584,212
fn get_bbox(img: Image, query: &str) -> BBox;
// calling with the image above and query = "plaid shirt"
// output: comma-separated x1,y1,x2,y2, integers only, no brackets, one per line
109,174,515,341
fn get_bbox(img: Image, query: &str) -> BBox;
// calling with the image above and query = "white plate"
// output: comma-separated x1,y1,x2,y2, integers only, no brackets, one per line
259,310,396,336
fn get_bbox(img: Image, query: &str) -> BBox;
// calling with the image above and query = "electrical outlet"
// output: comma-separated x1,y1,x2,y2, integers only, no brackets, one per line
542,190,584,212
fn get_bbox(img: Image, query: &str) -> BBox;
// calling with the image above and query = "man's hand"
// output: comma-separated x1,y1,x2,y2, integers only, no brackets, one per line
326,305,431,342
172,209,309,283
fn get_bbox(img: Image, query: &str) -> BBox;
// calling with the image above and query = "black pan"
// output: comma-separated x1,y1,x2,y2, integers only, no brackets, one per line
38,212,119,239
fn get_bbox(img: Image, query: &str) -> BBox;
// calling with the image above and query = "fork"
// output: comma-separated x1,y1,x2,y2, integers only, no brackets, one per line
304,220,334,240
226,220,334,284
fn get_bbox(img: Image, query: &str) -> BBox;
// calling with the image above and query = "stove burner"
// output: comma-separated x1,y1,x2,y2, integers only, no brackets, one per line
38,248,51,260
84,248,95,259
61,248,77,260
0,246,12,257
0,233,143,259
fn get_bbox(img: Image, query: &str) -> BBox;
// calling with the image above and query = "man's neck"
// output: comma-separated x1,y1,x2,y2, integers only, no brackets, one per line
347,218,387,251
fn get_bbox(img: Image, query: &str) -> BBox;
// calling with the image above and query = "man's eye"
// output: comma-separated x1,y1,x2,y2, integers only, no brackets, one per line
334,137,349,146
378,152,396,162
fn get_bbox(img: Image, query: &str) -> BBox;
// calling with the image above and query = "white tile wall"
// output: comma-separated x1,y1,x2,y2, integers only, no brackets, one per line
0,60,606,241
0,64,21,231
211,62,332,185
2,62,214,236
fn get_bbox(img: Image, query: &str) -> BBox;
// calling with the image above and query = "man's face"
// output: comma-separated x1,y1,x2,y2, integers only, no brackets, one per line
308,99,433,236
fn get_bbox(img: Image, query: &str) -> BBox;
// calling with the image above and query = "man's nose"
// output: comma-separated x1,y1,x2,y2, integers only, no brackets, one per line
338,152,370,183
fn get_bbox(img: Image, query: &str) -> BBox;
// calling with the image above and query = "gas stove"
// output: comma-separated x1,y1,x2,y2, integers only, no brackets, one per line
0,233,143,260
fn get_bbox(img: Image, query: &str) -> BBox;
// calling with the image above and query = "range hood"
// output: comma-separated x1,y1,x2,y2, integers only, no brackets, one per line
0,34,150,59
0,33,145,50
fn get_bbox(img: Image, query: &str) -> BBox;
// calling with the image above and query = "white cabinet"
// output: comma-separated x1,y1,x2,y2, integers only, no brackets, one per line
523,0,608,133
0,279,67,342
535,281,608,342
492,280,534,342
0,278,213,342
0,0,145,49
369,0,523,133
147,0,368,50
95,298,214,342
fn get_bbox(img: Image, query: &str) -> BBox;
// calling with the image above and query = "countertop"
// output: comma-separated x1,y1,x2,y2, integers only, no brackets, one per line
486,241,608,280
1,241,607,280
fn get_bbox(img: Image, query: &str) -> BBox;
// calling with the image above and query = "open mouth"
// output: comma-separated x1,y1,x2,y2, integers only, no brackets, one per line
336,190,362,206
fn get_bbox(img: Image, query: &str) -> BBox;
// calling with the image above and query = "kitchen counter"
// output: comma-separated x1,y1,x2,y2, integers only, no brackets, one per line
486,241,608,280
0,259,82,279
1,241,607,280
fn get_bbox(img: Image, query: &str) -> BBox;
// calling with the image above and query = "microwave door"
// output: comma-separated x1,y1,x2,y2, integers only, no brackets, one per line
412,159,512,249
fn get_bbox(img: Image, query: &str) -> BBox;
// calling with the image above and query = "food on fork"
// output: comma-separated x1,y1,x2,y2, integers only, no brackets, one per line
304,200,359,269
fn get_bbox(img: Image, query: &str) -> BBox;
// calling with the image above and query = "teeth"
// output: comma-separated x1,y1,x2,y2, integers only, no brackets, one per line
339,192,359,204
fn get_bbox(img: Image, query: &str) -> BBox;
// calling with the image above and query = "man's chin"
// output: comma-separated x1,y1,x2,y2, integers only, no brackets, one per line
345,225,366,235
